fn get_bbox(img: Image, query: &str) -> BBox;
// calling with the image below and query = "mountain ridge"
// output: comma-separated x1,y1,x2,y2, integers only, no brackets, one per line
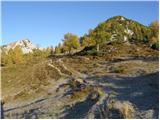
1,39,37,54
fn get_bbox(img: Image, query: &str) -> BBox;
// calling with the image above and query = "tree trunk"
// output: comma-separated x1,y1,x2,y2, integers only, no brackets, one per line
96,44,99,52
1,101,4,119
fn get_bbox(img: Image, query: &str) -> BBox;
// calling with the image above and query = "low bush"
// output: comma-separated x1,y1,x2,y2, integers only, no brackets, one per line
110,66,127,74
107,100,135,119
34,65,48,81
151,42,159,50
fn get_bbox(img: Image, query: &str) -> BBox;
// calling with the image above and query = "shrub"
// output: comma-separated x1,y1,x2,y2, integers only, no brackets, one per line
151,42,159,50
108,100,135,119
83,46,96,51
110,66,127,74
79,50,97,56
34,65,48,81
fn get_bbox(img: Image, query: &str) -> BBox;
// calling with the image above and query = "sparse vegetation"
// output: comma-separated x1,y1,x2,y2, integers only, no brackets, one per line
110,65,127,74
1,47,51,67
107,100,135,119
149,21,159,50
61,33,80,54
151,42,159,50
1,16,159,119
1,46,24,66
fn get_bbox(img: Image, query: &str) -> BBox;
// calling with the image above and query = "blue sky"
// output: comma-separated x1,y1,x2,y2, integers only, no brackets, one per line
2,1,159,47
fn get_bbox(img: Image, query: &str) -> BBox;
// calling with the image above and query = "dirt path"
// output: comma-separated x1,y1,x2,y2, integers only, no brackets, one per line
51,57,159,118
3,58,90,119
3,57,159,119
85,58,159,119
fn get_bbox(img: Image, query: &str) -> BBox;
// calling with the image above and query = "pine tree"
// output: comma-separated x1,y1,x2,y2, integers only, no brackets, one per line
1,51,9,66
12,46,24,64
54,46,61,54
149,21,159,48
32,48,43,57
50,46,54,55
150,21,159,38
62,33,80,54
94,31,111,51
82,36,95,47
8,49,15,64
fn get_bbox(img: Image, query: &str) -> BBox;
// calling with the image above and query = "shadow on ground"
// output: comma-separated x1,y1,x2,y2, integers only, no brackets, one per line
86,72,159,118
61,98,97,119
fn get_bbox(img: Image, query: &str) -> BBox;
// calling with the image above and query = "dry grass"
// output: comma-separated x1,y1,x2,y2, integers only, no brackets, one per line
98,43,158,61
108,100,135,119
110,65,127,74
62,57,101,75
56,78,105,102
1,58,63,104
70,86,93,100
64,79,94,100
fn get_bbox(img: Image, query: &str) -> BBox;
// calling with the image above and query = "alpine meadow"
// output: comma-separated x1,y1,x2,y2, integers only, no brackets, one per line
1,1,159,119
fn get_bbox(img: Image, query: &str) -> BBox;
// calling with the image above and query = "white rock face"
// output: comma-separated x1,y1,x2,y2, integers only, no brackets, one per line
124,36,128,41
110,34,117,41
1,39,37,54
125,28,134,36
120,16,125,21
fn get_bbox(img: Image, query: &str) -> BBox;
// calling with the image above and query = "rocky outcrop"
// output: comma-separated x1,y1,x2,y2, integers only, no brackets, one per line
1,39,37,54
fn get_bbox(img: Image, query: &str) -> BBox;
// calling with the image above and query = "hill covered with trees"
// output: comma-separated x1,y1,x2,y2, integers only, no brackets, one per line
54,16,159,55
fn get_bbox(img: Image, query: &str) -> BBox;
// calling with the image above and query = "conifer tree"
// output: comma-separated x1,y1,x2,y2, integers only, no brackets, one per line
50,46,54,55
149,21,159,50
82,36,95,47
12,46,24,64
62,33,80,54
54,46,61,54
1,51,10,66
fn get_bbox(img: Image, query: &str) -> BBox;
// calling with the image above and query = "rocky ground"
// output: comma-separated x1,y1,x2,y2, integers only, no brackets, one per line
1,55,159,119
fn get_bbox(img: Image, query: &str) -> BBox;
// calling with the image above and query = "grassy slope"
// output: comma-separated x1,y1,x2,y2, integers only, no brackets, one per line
1,57,62,106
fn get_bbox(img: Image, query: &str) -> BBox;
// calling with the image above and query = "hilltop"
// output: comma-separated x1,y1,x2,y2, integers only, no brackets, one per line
52,16,158,56
76,16,158,57
81,16,152,43
81,15,157,47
